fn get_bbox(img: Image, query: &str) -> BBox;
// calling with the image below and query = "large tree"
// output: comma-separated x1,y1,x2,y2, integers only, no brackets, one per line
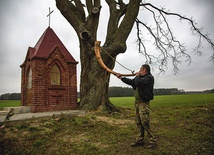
56,0,214,112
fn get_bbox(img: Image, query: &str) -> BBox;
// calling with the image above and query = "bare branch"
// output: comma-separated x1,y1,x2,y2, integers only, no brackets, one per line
86,0,93,15
135,2,214,74
56,0,85,32
142,3,214,53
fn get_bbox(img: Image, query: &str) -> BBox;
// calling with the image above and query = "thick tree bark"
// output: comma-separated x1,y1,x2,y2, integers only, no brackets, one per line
79,40,116,111
56,0,140,111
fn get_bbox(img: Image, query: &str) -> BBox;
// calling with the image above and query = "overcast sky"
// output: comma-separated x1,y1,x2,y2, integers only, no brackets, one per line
0,0,214,95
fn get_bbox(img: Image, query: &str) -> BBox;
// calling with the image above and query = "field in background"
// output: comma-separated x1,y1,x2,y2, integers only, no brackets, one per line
0,100,20,110
111,93,214,107
1,94,213,110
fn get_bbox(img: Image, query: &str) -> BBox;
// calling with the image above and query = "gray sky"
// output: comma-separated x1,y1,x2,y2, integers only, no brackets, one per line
0,0,214,95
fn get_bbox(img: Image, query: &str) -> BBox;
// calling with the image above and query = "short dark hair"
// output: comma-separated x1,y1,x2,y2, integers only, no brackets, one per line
142,64,151,73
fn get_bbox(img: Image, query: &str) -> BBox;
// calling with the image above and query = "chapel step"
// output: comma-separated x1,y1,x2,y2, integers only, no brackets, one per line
2,106,31,115
0,111,9,116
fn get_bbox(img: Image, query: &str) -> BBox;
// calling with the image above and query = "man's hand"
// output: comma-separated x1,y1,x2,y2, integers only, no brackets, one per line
115,73,122,79
135,72,141,76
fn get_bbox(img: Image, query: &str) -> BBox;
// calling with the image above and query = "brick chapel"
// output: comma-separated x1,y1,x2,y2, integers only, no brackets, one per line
20,27,78,112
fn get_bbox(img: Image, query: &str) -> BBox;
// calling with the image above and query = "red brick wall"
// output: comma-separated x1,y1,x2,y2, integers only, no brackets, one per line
21,48,78,112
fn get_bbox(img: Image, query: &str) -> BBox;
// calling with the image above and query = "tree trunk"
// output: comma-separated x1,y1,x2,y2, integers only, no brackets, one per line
79,40,117,111
56,0,141,112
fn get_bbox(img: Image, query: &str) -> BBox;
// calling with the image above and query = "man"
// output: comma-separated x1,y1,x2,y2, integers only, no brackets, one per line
116,64,157,148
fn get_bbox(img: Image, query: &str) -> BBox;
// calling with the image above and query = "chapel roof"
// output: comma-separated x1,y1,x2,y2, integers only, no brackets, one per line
25,27,77,63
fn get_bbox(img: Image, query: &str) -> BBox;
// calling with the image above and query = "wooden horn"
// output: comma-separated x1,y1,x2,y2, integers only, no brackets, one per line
94,41,135,76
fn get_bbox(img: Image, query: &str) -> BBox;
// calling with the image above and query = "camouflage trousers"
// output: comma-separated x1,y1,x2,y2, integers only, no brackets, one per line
135,100,154,140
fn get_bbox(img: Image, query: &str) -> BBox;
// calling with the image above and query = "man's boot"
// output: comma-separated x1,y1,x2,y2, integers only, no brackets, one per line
130,126,145,147
130,138,145,147
147,128,157,148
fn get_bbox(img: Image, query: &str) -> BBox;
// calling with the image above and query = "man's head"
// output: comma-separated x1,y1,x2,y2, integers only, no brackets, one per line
142,64,151,72
139,64,151,75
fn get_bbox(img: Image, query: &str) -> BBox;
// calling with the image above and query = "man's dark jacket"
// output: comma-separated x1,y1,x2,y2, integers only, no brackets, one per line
121,73,154,102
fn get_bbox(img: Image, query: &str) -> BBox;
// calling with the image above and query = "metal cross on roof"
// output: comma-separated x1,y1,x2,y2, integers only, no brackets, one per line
47,7,54,27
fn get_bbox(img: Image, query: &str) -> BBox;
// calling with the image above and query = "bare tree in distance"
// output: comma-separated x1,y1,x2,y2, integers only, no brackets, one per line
56,0,214,112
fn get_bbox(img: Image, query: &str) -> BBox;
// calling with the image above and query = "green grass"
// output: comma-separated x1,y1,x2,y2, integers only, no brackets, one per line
1,94,213,109
0,94,214,155
111,94,214,107
0,100,20,110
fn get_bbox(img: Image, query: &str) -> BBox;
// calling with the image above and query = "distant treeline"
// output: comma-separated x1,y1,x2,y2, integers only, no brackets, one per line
0,93,21,100
1,88,213,100
108,87,214,97
108,87,186,97
109,87,135,97
190,89,214,94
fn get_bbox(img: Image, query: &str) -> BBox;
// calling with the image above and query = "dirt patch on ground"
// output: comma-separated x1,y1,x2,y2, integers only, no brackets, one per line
94,116,133,125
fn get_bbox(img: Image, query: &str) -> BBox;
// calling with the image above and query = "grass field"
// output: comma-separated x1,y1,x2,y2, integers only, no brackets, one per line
1,94,213,109
111,93,214,107
0,100,20,110
0,94,214,155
